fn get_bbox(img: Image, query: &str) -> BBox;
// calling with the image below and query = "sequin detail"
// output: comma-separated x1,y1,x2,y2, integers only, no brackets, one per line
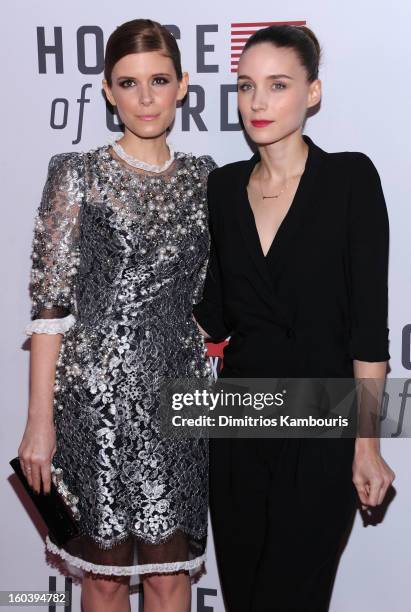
51,464,81,520
28,145,216,575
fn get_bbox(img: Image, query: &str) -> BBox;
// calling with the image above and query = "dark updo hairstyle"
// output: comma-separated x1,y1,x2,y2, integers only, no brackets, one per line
104,18,183,85
243,24,321,82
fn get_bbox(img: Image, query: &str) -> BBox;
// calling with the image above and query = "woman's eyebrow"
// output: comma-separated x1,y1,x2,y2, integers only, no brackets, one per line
267,73,293,80
237,73,294,80
116,72,173,80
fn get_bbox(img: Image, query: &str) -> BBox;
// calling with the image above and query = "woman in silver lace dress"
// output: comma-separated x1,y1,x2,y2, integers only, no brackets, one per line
17,19,216,612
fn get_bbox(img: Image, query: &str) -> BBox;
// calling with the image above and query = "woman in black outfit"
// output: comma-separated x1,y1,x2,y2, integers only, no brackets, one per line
194,25,395,612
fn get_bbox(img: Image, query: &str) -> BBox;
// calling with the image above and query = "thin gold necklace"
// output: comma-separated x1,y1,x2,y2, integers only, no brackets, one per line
259,176,289,199
257,148,308,199
258,171,303,200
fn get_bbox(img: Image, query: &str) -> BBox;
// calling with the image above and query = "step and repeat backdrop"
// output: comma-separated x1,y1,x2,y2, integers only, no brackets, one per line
2,1,411,610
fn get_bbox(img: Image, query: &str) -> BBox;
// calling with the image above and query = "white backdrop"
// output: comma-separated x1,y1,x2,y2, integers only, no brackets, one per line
1,1,411,610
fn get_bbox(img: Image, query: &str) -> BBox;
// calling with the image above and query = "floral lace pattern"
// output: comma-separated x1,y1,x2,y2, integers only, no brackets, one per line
29,145,216,575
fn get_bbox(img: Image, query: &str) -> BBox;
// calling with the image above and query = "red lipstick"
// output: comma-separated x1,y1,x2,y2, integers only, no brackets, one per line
251,120,273,128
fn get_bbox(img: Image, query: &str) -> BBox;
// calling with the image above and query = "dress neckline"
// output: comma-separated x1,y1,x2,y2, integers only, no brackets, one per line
99,144,183,179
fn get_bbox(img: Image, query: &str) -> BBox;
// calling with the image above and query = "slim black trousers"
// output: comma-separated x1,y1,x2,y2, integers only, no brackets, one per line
209,436,358,612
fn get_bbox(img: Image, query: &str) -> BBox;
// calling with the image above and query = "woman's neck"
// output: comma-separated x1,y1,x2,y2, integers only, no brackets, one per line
116,130,171,166
256,131,308,182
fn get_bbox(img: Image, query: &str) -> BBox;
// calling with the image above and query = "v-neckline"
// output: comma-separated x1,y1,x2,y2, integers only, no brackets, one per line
246,140,311,260
233,134,324,315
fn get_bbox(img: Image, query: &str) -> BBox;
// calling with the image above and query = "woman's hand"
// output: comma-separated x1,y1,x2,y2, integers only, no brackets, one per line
352,438,395,510
19,332,62,494
18,416,56,495
352,361,394,510
192,315,211,339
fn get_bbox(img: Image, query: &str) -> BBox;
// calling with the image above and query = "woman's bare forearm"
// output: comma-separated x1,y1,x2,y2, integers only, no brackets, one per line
28,333,62,422
352,359,395,508
353,359,387,452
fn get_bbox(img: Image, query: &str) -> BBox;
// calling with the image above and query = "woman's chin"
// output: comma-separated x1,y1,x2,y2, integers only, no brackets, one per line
246,133,279,147
127,124,169,140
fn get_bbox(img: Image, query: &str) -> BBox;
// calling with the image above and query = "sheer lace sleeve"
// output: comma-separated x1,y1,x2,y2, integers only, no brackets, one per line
196,154,218,177
191,155,218,306
193,167,232,341
26,152,85,335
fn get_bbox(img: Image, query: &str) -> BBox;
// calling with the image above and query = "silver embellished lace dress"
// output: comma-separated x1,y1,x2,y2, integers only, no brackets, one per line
26,144,216,583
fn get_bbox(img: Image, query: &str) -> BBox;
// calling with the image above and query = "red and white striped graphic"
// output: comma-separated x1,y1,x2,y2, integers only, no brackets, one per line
230,20,306,72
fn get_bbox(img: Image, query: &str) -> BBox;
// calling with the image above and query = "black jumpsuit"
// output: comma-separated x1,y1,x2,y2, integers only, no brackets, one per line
194,135,390,611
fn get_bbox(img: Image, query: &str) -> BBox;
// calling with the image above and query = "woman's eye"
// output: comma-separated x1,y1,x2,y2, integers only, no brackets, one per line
119,79,135,88
153,77,169,85
238,82,252,92
273,82,286,90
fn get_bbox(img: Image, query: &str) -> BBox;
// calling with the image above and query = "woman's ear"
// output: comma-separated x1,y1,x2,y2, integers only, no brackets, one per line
102,79,116,106
307,79,322,109
177,71,189,102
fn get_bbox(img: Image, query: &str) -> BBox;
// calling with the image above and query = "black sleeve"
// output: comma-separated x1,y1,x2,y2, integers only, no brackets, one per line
193,170,231,341
347,153,390,362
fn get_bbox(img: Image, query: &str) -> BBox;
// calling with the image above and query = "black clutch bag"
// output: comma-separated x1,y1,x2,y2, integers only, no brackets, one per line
9,456,80,547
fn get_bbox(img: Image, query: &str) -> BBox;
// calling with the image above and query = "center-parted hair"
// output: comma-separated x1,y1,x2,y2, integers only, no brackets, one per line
104,19,183,85
243,24,321,82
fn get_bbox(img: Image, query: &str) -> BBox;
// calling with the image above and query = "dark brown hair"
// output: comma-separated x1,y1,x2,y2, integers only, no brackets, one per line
104,19,182,85
243,24,321,82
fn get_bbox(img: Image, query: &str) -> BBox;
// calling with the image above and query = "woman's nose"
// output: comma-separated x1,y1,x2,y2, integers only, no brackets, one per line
251,88,268,112
139,86,154,106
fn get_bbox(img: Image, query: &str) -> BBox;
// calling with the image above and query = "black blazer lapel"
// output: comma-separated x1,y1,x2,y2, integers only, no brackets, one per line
234,135,327,327
267,135,327,279
235,154,281,314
